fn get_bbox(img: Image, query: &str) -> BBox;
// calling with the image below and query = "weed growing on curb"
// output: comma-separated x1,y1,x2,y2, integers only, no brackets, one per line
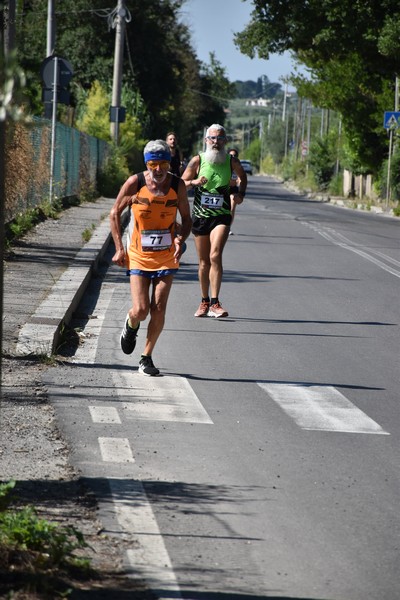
82,223,96,243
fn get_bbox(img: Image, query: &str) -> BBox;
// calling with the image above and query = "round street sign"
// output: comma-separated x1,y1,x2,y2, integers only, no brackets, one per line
40,56,73,88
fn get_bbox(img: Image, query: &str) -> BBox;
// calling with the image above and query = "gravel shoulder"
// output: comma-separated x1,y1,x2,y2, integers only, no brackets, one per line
0,201,154,598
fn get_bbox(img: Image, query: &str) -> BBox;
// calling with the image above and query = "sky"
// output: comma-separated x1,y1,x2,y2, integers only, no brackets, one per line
179,0,301,87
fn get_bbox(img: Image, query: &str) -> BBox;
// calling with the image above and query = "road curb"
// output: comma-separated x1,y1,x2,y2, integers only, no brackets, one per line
16,218,112,357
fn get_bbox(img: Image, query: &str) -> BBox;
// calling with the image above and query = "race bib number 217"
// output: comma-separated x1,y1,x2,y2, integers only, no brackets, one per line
200,193,224,208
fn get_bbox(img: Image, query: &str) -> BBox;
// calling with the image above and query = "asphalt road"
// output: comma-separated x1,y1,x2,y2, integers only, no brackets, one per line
45,176,400,600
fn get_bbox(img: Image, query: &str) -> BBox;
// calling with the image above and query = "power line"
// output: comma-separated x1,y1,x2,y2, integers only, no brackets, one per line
16,8,115,15
188,88,232,103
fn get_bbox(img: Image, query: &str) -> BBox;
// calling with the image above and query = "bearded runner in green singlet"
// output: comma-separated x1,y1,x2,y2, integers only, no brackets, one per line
182,124,247,319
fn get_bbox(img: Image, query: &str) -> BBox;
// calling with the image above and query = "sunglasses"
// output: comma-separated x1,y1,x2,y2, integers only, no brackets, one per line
146,160,170,170
207,136,226,141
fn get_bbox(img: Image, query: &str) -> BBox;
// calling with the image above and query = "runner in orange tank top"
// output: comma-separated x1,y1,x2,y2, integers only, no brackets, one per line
110,140,191,376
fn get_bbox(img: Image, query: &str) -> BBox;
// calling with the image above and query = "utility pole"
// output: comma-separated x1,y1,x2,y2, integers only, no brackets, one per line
385,76,399,206
4,0,16,54
282,81,288,122
110,0,126,144
47,0,55,56
335,118,342,176
44,0,55,119
284,108,289,158
1,4,6,404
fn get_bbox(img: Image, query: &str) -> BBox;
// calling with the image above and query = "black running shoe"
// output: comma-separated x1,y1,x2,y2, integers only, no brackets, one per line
120,315,140,354
138,355,160,377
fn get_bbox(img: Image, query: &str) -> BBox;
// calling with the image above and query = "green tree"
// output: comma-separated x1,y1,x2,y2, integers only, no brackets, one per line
75,81,109,140
235,0,400,174
235,80,258,98
264,118,286,164
308,131,338,190
17,0,115,104
15,0,232,155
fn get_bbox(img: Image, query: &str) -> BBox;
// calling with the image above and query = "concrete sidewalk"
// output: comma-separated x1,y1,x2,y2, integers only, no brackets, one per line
3,196,115,357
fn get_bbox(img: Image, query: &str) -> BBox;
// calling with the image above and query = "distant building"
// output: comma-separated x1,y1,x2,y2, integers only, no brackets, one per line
245,98,270,107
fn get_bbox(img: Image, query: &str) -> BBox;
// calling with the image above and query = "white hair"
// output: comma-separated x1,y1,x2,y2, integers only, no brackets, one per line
143,139,170,155
206,124,226,137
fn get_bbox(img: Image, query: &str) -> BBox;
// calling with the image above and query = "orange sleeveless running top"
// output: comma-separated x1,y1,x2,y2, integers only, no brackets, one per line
126,172,180,271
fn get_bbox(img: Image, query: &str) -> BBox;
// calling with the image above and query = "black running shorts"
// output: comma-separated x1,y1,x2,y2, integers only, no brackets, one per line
192,214,232,236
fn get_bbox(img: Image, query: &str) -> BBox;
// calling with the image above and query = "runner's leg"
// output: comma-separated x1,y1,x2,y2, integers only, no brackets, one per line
209,224,229,298
143,274,174,356
128,275,151,326
194,234,211,298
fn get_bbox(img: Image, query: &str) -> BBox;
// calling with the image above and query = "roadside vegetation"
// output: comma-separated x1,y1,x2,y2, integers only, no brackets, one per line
5,0,400,213
2,0,400,594
233,0,400,211
0,481,91,597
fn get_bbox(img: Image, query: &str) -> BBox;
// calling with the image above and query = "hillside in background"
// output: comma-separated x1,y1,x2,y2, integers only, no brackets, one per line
234,76,283,99
226,78,291,151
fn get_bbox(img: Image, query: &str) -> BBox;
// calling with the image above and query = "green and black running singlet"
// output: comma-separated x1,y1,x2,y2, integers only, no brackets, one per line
192,153,232,218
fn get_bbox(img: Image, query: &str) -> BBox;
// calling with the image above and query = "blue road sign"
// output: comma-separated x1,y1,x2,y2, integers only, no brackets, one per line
383,111,400,129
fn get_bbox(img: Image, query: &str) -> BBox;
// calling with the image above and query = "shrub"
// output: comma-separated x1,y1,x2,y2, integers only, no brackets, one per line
308,136,335,189
97,146,130,198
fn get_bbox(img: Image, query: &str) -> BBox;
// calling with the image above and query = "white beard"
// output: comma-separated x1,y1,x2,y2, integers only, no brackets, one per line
204,147,227,164
148,170,168,195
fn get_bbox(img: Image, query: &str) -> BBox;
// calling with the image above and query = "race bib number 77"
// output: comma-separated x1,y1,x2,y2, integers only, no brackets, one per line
141,229,172,251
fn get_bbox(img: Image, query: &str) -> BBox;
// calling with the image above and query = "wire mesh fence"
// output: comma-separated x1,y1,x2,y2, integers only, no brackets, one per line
5,117,109,224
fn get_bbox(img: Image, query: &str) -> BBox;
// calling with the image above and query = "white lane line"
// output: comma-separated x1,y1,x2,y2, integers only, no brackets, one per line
89,406,121,424
109,478,182,600
258,383,389,434
72,284,115,364
98,437,135,462
332,230,400,268
114,371,213,424
303,222,400,278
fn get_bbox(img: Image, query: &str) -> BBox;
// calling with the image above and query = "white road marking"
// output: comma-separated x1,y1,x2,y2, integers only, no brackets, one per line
89,406,121,424
333,230,400,268
98,437,135,462
114,371,213,423
72,284,115,363
109,478,182,600
258,383,389,434
302,222,400,278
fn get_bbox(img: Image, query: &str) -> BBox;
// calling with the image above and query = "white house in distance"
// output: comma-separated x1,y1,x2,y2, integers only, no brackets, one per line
245,98,270,107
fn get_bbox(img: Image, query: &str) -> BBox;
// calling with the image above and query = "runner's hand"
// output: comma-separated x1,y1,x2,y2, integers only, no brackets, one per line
112,248,126,268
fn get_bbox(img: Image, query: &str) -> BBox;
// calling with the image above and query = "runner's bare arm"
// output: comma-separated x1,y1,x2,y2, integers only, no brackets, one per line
173,179,192,261
231,157,247,205
181,155,208,188
109,174,139,266
177,179,192,241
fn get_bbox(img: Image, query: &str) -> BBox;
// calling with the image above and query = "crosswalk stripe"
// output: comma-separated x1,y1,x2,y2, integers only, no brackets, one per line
113,371,213,424
89,406,121,423
109,478,182,599
98,437,135,462
258,383,389,434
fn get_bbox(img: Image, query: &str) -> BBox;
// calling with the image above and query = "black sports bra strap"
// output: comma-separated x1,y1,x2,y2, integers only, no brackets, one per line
170,174,180,193
136,171,146,189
